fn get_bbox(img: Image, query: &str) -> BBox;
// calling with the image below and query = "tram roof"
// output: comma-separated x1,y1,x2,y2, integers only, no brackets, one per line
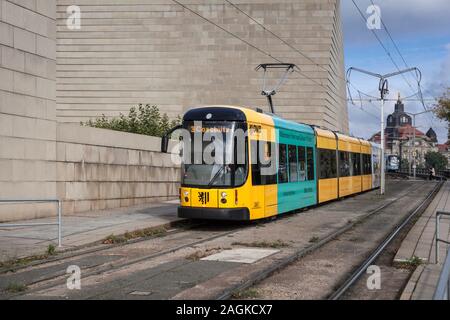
183,105,314,134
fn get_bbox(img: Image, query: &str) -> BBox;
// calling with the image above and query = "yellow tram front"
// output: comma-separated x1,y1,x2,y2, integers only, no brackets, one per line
178,106,250,220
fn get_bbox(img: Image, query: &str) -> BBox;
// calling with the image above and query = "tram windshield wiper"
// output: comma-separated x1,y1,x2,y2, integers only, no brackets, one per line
207,165,225,187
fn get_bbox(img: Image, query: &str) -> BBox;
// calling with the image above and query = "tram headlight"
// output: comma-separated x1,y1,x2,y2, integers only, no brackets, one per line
221,192,227,204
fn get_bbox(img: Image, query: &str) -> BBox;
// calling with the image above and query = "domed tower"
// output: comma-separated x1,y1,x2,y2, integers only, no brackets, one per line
426,128,438,143
385,93,412,151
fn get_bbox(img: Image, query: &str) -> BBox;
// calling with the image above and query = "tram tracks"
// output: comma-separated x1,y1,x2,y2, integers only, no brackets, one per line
1,209,301,299
0,224,247,299
0,180,435,300
219,181,440,300
328,180,443,300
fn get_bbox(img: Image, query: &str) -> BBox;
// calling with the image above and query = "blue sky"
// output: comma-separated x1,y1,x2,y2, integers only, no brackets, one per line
342,0,450,143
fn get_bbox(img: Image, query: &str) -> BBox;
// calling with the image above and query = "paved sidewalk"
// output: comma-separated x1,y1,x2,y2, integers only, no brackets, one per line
397,181,450,300
0,200,181,262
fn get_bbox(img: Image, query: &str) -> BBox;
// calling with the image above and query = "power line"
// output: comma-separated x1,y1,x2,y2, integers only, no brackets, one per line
352,0,435,127
369,0,434,126
351,1,420,98
223,0,347,83
171,0,349,102
357,107,381,120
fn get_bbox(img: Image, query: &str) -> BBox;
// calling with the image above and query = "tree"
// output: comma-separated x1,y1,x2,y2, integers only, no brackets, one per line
433,90,450,122
400,158,409,170
82,104,181,137
424,151,448,170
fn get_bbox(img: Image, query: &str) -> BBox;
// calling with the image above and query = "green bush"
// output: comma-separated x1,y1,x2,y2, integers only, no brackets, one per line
81,104,181,137
425,151,448,171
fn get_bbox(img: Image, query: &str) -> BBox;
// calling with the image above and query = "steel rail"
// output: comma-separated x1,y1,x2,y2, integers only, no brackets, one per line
5,226,246,299
215,182,426,300
0,219,199,275
3,182,428,300
328,180,443,300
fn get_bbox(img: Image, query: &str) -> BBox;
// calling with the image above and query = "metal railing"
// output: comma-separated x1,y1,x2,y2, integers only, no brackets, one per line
397,169,446,181
434,211,450,300
399,167,450,178
435,211,450,263
433,248,450,300
0,199,62,247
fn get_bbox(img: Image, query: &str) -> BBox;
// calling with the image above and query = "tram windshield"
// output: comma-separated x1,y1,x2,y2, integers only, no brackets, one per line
181,121,248,188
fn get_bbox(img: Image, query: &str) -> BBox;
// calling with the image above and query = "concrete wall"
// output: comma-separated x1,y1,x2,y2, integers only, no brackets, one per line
0,0,58,220
56,124,180,215
55,0,349,133
0,121,180,221
1,0,349,221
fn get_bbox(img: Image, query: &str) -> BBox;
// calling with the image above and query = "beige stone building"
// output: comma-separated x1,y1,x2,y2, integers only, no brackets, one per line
56,0,349,133
369,96,439,168
1,0,348,221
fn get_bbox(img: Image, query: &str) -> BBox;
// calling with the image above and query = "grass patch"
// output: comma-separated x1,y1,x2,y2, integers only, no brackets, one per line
5,282,27,293
395,256,424,270
232,288,260,299
102,227,167,244
309,236,320,243
0,244,59,271
102,234,127,245
46,244,56,256
232,239,290,249
0,255,46,270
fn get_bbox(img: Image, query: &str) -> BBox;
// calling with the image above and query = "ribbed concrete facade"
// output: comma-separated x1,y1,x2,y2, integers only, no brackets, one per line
0,0,58,219
56,0,349,133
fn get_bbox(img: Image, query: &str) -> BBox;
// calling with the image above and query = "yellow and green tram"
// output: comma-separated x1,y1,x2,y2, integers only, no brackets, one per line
167,105,381,221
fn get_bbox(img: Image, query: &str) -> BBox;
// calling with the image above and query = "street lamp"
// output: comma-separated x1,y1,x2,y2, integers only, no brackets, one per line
404,110,434,180
347,67,421,195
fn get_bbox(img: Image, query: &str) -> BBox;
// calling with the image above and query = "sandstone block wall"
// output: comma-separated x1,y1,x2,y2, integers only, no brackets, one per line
56,124,180,215
55,0,349,133
0,0,58,221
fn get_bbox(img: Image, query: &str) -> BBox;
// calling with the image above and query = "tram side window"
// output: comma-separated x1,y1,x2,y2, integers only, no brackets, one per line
251,140,261,186
262,142,277,185
306,147,315,181
362,154,371,175
339,151,350,177
298,146,306,181
288,145,298,182
278,144,288,183
319,149,337,179
352,153,361,176
251,140,277,186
